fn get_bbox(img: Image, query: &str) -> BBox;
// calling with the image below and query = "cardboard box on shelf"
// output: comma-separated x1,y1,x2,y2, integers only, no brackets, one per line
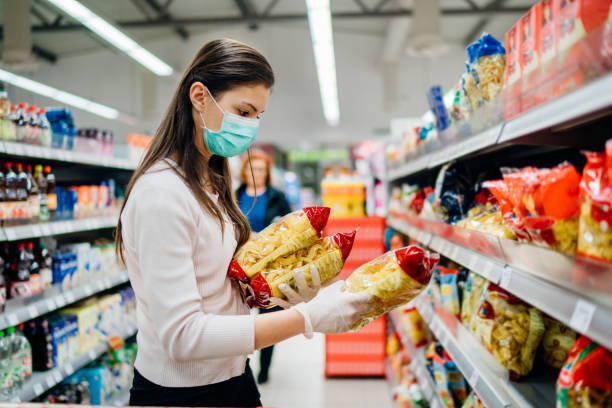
556,0,612,54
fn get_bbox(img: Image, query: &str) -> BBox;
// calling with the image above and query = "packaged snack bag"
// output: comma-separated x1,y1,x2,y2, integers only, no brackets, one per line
540,316,577,369
461,271,487,326
467,33,506,103
462,391,487,408
346,246,439,330
557,336,612,408
230,206,331,280
578,150,612,262
457,202,517,240
242,231,356,308
387,332,401,358
470,283,545,379
439,266,461,319
556,0,612,54
433,350,455,408
399,307,428,348
444,351,468,406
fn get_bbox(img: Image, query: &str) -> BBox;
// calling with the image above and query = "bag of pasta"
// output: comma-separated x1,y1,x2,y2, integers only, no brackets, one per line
240,231,356,308
578,149,612,262
470,283,545,380
229,206,331,281
540,316,577,369
346,245,439,330
461,271,487,327
557,336,612,408
467,33,506,104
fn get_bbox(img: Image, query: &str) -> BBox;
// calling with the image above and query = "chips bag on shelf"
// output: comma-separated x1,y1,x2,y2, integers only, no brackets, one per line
238,231,356,308
467,33,506,104
470,283,545,379
346,245,439,330
445,351,468,407
229,206,331,280
433,350,456,408
540,316,577,369
461,271,487,327
462,391,487,408
557,336,612,408
399,307,429,348
457,202,517,240
578,149,612,262
439,266,462,319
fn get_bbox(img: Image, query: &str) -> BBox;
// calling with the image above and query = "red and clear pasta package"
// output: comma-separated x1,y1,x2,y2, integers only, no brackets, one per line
235,231,356,308
556,336,612,408
578,148,612,262
228,206,331,281
346,245,439,330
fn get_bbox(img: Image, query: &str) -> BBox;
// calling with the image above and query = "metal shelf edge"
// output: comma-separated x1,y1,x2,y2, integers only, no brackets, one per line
1,216,119,242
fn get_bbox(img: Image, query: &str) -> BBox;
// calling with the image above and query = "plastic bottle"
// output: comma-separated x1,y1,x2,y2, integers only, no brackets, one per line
0,91,13,141
38,108,52,148
26,165,40,224
35,165,49,222
6,105,17,142
14,325,32,382
0,165,6,223
4,163,17,225
27,105,41,145
5,327,21,391
10,243,31,299
15,103,28,143
0,330,12,399
38,243,53,290
44,166,57,221
24,319,53,371
0,253,6,313
15,163,28,224
26,242,40,295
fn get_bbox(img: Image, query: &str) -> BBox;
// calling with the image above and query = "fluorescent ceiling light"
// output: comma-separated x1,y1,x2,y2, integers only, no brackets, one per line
0,68,121,119
306,0,339,126
45,0,173,76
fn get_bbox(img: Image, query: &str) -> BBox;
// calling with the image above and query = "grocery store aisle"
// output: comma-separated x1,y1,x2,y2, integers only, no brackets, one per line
251,333,393,408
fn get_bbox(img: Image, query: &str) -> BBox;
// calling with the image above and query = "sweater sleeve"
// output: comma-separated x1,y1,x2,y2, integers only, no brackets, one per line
132,186,255,362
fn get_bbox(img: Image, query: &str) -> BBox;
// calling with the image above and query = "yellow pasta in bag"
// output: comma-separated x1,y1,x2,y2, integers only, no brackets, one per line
346,246,439,330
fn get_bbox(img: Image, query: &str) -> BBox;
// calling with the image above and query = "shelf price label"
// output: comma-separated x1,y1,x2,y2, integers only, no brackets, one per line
469,370,479,388
46,376,55,388
5,229,17,241
33,383,44,396
46,298,56,310
28,305,38,319
65,292,76,303
570,300,596,333
500,266,512,290
7,314,18,326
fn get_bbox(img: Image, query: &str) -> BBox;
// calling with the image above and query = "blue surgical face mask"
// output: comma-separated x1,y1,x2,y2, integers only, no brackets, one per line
199,88,259,157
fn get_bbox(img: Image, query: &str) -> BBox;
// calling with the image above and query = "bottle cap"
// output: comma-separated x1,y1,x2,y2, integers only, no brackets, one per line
7,327,15,334
4,162,11,169
18,102,27,109
25,164,32,172
39,107,46,114
35,164,43,172
44,165,51,173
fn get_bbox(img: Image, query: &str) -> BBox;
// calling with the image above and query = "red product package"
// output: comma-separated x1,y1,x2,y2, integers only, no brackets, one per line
505,22,522,86
556,336,612,407
520,4,542,77
540,0,558,64
577,148,612,261
241,231,356,308
556,0,612,54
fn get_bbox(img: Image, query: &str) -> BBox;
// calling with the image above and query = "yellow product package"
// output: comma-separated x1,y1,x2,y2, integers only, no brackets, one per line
457,204,516,240
230,206,331,280
346,245,439,330
461,272,487,327
399,307,428,348
470,283,545,380
539,317,577,369
241,231,355,308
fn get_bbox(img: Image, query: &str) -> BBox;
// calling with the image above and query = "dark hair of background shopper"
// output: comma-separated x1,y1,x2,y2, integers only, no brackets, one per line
114,38,372,407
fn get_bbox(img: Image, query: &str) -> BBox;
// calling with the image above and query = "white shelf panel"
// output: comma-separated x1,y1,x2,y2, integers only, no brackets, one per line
2,216,118,242
1,142,136,170
11,324,137,402
387,214,612,351
0,270,129,331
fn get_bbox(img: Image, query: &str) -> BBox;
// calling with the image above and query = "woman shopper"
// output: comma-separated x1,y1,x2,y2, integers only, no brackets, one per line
116,39,373,408
236,151,291,384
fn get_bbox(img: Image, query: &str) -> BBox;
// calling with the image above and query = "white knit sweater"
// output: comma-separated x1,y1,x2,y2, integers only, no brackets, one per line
120,160,255,387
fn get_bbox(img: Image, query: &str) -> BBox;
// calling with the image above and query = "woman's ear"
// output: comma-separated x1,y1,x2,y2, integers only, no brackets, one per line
189,81,207,113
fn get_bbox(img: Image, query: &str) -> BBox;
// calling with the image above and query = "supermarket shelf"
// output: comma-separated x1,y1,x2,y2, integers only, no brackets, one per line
13,324,138,402
414,296,556,408
108,389,131,407
0,270,129,331
387,213,612,351
388,310,445,408
387,72,612,182
0,141,137,170
1,216,118,242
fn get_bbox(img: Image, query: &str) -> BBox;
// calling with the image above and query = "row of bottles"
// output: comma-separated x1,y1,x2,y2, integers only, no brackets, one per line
0,163,56,225
0,92,52,147
0,325,32,399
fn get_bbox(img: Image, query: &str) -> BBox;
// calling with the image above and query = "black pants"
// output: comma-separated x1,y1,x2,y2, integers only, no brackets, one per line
129,360,261,407
258,306,282,377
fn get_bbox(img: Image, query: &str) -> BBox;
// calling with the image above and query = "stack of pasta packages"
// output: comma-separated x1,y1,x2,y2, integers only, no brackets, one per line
228,206,440,329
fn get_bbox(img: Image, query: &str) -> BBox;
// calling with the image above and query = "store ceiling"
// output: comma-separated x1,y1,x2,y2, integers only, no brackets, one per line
0,0,535,63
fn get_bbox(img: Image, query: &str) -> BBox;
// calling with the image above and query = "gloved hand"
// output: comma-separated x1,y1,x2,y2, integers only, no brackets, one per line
270,264,323,309
293,280,373,338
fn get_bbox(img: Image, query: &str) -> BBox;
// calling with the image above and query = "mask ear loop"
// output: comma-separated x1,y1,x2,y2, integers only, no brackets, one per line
245,148,257,216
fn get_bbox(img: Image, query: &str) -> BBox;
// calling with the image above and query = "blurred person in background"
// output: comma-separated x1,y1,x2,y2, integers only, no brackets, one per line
236,151,291,384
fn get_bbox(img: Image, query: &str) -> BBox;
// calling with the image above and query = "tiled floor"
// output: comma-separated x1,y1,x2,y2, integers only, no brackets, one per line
249,333,394,408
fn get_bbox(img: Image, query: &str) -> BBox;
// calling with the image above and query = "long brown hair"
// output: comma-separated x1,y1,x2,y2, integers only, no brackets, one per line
116,39,275,262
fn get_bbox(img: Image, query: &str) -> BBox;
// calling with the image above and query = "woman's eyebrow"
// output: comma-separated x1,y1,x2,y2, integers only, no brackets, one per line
243,101,263,113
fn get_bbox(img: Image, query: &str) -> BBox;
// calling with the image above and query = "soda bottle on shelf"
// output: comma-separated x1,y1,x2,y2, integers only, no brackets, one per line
38,243,53,290
35,165,49,223
14,325,32,382
26,165,40,224
0,90,14,141
27,105,41,145
10,243,32,299
0,330,12,399
0,165,6,223
15,103,28,143
6,105,17,142
4,163,17,226
24,319,54,371
26,242,40,295
15,163,29,224
0,254,6,313
44,166,56,221
38,108,52,148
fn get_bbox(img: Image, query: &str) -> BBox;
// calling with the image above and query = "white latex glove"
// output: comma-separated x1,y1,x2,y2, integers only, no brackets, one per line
270,264,321,309
293,280,373,338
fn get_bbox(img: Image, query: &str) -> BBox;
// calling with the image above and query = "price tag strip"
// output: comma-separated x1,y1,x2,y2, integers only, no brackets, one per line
570,300,596,334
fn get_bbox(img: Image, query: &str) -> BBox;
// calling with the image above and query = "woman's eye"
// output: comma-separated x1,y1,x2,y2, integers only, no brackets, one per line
238,110,249,117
